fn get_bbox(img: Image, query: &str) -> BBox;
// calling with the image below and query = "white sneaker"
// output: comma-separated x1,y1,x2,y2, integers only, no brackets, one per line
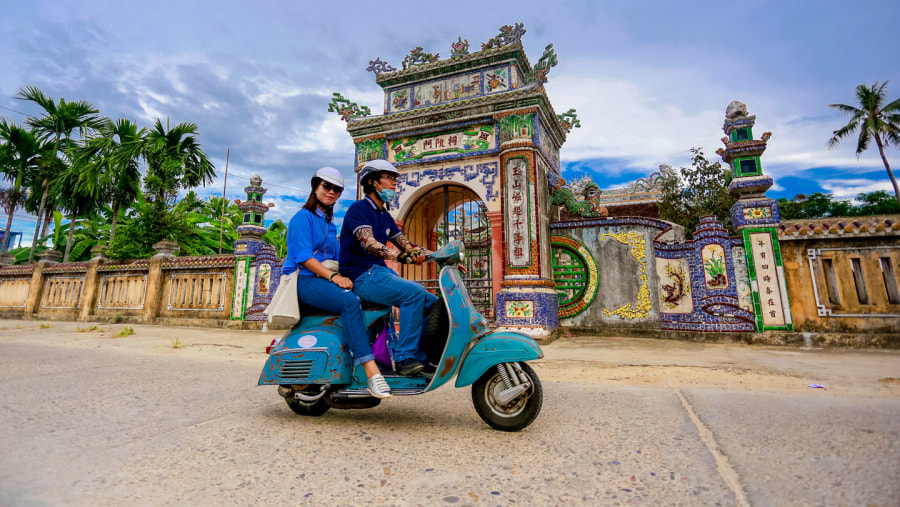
367,374,392,398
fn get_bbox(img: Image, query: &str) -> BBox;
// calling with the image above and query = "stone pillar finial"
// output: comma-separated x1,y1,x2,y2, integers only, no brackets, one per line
152,240,180,258
39,250,62,264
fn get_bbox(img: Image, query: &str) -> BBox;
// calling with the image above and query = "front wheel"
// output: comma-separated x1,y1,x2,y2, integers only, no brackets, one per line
472,362,542,432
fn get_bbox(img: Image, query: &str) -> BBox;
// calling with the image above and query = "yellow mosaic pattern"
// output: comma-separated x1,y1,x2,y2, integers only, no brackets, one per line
600,231,652,320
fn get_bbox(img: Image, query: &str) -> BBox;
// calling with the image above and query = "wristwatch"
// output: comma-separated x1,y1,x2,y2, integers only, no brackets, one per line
328,272,338,282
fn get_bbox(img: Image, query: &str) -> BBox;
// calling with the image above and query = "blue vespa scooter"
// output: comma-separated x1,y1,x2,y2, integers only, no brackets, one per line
259,241,544,431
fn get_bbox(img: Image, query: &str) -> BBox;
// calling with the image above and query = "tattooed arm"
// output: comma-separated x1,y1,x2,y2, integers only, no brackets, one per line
391,233,419,253
354,226,401,260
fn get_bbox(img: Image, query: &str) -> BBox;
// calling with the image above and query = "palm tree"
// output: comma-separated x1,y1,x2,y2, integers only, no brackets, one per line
829,81,900,203
16,85,102,261
78,118,144,246
24,150,66,250
136,118,216,208
52,152,104,262
0,119,42,253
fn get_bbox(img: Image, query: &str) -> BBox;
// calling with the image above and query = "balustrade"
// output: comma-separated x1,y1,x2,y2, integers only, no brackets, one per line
42,276,85,309
98,274,147,310
166,272,228,311
0,278,30,307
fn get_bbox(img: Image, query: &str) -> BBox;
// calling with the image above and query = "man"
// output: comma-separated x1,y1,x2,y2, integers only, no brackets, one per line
339,159,438,376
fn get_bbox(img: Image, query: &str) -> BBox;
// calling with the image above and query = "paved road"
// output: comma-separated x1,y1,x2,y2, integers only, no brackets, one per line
0,325,898,506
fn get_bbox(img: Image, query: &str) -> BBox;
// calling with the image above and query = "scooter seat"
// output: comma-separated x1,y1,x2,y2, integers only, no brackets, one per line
299,300,391,316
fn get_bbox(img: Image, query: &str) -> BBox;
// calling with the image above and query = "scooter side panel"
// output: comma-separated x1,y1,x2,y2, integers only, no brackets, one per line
258,316,354,385
424,267,488,392
258,348,330,385
454,332,543,388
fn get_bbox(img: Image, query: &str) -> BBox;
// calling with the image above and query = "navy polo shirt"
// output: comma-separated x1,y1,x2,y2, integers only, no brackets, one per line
339,196,402,282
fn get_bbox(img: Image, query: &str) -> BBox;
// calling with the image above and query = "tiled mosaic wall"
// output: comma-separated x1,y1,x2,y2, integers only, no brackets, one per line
654,216,755,332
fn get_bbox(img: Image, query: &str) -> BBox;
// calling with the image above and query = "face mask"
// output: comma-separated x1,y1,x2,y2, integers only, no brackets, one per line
377,188,396,203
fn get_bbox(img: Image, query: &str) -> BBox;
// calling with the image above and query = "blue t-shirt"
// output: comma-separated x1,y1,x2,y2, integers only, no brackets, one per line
282,207,339,277
339,196,402,282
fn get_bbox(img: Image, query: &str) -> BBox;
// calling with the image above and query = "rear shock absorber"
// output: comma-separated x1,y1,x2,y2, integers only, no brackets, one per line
497,363,513,389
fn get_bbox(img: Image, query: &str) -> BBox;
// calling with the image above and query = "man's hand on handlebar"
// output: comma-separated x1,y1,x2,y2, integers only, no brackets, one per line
398,247,429,266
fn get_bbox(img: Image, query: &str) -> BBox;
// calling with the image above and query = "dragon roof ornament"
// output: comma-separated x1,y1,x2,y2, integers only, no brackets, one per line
557,109,581,133
327,92,371,122
481,22,526,50
366,57,397,76
401,46,440,69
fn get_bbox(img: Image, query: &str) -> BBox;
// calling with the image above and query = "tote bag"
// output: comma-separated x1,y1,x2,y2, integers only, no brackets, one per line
265,271,300,327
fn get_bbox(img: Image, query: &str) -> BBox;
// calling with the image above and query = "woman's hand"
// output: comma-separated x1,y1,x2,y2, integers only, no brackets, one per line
331,274,353,289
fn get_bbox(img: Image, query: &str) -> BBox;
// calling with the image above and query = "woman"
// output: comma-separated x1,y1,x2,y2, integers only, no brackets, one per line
281,166,391,398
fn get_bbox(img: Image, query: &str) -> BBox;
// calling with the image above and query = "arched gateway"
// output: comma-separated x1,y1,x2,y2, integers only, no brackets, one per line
331,24,577,337
400,184,494,318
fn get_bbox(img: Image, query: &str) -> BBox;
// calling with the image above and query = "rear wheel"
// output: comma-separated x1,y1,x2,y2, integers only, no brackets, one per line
472,362,542,432
282,386,331,416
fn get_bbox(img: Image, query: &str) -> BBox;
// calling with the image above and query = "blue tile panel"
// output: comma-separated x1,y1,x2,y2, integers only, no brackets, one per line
392,162,500,206
654,216,756,332
731,198,781,230
495,290,560,329
244,244,283,321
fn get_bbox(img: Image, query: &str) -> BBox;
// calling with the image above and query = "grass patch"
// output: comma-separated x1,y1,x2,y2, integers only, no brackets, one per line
76,326,100,332
171,337,182,349
39,323,52,329
113,314,123,323
118,326,134,338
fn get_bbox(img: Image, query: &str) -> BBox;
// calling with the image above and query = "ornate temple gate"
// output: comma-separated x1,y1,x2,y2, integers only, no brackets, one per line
338,24,575,337
401,184,494,318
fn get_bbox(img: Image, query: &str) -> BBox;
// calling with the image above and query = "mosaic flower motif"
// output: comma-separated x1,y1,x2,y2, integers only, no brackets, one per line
506,300,533,318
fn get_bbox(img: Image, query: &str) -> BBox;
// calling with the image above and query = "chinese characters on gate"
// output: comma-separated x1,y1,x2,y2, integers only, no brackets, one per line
749,232,786,327
505,158,531,267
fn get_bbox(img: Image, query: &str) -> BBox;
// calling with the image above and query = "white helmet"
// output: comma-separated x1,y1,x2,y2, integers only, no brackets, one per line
313,166,344,188
358,159,399,186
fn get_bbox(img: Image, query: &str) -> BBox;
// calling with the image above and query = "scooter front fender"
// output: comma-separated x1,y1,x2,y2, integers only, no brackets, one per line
454,331,543,388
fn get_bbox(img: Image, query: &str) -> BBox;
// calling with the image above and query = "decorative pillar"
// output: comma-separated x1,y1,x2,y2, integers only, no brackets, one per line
143,240,179,322
78,257,104,322
718,101,792,331
232,173,274,321
486,211,504,313
493,112,559,338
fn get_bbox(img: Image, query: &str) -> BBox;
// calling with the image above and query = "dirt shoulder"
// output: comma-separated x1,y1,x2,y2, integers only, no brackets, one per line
3,320,898,398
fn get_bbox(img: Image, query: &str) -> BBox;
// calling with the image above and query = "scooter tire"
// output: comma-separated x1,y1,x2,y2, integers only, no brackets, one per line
471,362,542,432
285,396,331,417
424,300,450,365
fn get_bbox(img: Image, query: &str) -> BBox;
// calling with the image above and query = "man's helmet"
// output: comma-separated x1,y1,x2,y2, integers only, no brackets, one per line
313,166,344,188
358,159,400,186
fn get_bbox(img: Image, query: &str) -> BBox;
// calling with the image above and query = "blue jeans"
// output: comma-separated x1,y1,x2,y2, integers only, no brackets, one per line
296,274,374,366
353,265,438,363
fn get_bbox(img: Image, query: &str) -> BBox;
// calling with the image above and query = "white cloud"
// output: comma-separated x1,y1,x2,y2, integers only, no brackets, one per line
547,56,893,182
819,178,893,200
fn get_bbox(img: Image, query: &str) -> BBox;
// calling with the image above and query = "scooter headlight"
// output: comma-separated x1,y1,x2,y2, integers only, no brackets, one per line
458,241,466,263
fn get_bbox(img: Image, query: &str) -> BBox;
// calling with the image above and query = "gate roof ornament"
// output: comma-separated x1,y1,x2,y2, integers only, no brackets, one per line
481,22,526,50
366,57,397,76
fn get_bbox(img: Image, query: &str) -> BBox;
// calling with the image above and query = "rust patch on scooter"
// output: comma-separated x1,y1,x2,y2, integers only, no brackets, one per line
440,355,457,377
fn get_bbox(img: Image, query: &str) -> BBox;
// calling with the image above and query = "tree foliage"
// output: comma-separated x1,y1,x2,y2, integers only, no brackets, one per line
657,148,736,238
777,191,900,220
828,81,900,203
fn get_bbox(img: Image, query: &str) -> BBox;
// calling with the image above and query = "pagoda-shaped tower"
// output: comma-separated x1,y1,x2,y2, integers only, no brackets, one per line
232,173,275,320
718,101,792,331
329,24,576,337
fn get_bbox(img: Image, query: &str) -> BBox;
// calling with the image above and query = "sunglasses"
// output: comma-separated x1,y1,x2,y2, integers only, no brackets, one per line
380,174,398,183
320,181,343,194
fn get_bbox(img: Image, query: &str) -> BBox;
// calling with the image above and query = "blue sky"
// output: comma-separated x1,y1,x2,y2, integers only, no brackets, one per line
2,0,899,244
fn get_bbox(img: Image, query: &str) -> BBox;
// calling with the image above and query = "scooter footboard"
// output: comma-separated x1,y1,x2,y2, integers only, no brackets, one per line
454,332,543,387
